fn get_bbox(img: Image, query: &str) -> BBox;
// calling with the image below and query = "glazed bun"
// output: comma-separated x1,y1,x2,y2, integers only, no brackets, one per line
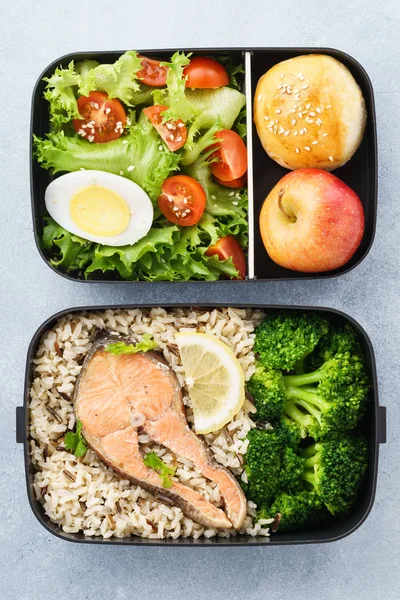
254,54,366,171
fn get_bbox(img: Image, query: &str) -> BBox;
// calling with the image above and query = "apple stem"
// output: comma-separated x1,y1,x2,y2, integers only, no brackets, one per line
277,189,289,218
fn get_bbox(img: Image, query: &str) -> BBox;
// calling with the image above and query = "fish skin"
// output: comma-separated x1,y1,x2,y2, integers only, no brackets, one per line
74,334,246,530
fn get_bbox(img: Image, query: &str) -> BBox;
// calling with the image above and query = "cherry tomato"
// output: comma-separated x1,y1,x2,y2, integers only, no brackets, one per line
205,236,246,279
73,91,126,143
209,130,247,182
183,57,229,89
143,105,187,151
158,175,206,226
213,173,247,189
137,55,168,87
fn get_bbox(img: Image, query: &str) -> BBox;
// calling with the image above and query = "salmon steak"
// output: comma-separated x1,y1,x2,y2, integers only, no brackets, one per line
74,335,247,530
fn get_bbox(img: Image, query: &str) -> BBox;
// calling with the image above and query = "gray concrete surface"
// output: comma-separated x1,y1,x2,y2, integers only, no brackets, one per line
1,0,399,598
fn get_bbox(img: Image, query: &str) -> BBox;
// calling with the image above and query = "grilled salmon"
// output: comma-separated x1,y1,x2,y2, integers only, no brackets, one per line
74,335,247,530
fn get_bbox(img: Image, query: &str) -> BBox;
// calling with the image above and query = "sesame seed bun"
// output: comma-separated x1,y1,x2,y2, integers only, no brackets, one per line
254,54,367,171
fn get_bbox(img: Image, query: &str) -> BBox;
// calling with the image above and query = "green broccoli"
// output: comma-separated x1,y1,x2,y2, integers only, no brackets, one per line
260,490,328,532
283,348,369,439
300,436,368,516
243,424,304,506
247,363,286,423
253,311,329,372
310,323,360,369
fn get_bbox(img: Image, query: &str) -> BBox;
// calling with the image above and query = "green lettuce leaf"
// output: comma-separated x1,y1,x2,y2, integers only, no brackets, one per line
34,116,180,202
218,56,245,90
43,61,82,126
185,87,245,130
105,334,157,355
152,51,199,123
78,51,143,106
185,155,247,218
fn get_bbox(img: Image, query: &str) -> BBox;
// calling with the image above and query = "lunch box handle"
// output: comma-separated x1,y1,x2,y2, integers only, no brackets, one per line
16,406,25,444
377,406,387,444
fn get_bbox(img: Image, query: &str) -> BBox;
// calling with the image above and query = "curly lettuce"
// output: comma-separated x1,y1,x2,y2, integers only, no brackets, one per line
77,51,143,106
34,116,179,202
43,61,82,126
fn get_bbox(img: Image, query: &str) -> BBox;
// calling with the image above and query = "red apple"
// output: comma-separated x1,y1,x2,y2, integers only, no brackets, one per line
259,169,365,272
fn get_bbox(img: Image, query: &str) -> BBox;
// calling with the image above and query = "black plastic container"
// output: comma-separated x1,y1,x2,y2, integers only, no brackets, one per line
17,304,386,546
30,47,377,282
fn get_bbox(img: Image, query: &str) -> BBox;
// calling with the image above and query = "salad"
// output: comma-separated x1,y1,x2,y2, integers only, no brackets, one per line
34,51,248,280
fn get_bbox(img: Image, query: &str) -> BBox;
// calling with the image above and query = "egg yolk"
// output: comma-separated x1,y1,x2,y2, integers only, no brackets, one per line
70,185,130,237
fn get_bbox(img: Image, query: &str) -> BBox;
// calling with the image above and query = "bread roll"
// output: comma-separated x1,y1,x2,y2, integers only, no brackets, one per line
254,54,366,171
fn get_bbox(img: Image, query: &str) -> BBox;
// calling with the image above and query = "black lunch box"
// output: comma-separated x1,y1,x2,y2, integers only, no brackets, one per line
16,304,386,546
30,47,377,282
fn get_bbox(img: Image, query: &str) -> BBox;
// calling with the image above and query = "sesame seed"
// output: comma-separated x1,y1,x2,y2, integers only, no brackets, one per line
293,88,299,94
305,103,311,110
93,102,99,109
328,156,334,161
183,198,188,204
122,140,128,144
298,112,303,119
277,83,282,90
270,120,275,126
229,191,235,197
264,115,270,121
316,107,322,114
168,198,173,203
293,131,298,136
305,117,314,124
295,147,300,153
323,133,329,137
291,119,296,126
88,135,94,142
232,201,239,206
326,105,332,109
178,122,185,128
275,109,281,114
127,165,135,172
166,123,175,129
78,129,86,137
302,84,309,89
290,108,296,114
279,126,285,134
168,134,174,141
299,129,305,135
304,146,311,151
120,170,124,175
312,140,318,145
105,107,111,115
315,118,322,126
235,193,241,199
309,111,316,117
173,206,179,212
211,195,216,200
126,118,131,125
280,73,284,79
298,72,304,80
159,144,163,150
258,94,262,102
284,130,291,136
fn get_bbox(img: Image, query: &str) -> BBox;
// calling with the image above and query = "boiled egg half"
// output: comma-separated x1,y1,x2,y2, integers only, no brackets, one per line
45,170,154,246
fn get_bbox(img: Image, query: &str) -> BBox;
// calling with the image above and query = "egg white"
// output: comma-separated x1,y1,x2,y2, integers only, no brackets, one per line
45,170,154,246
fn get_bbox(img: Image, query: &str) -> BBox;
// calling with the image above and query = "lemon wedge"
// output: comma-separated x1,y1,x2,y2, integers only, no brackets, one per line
175,332,245,434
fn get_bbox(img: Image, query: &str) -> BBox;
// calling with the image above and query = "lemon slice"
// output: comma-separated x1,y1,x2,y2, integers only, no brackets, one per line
175,332,245,434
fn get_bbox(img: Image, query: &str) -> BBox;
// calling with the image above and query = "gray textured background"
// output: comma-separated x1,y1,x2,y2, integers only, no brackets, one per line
1,0,399,598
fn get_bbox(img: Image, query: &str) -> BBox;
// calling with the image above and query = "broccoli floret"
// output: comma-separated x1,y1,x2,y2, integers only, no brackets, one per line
310,323,360,369
283,348,369,439
301,436,368,516
247,363,286,423
254,311,329,372
260,490,328,532
243,426,304,506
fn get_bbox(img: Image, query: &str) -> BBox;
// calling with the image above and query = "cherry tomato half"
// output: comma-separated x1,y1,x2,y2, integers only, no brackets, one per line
183,57,229,89
213,173,247,189
73,91,126,143
143,105,187,152
137,55,168,87
209,130,247,182
205,236,246,279
158,175,206,226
